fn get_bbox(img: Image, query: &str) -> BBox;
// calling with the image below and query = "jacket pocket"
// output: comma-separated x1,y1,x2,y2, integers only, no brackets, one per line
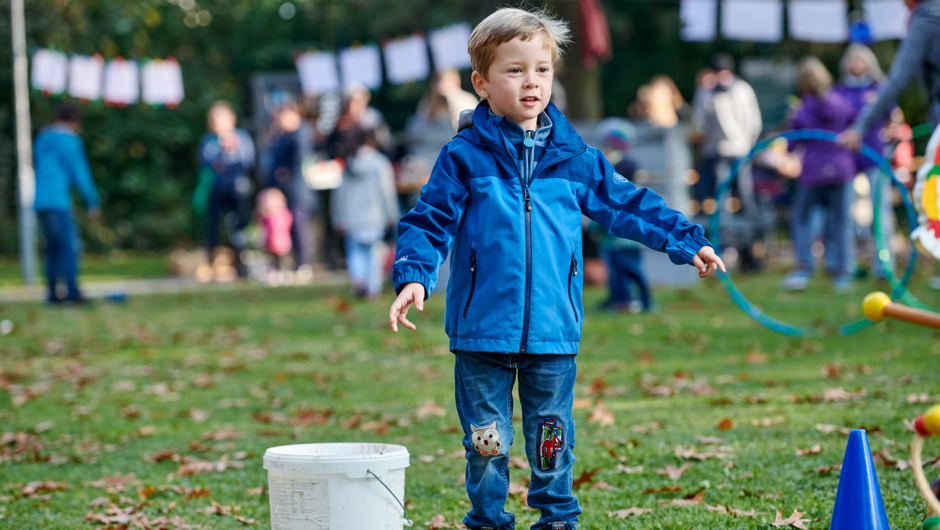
462,248,477,320
567,253,579,323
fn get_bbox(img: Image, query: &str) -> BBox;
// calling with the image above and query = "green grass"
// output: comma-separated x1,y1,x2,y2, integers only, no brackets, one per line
0,252,169,287
0,274,938,529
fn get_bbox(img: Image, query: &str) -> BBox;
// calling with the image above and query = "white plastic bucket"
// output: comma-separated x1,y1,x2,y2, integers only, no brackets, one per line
263,443,411,530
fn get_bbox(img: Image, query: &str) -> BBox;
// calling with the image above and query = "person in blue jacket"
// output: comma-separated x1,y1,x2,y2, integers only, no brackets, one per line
194,102,255,276
33,102,100,304
387,8,725,530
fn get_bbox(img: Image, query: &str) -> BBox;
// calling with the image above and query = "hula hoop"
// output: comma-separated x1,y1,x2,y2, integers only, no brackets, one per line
875,124,937,312
911,435,940,517
708,129,919,337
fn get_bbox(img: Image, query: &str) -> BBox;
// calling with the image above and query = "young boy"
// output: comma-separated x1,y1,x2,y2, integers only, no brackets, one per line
33,102,100,304
388,8,724,529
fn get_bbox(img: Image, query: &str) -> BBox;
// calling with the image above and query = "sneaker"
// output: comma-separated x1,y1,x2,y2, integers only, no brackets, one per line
833,275,853,293
781,272,809,291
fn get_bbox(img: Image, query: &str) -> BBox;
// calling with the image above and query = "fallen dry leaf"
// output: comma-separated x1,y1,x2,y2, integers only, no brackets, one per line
752,416,786,427
717,418,734,431
705,503,763,517
84,472,141,492
642,485,682,494
608,507,652,518
572,398,593,410
588,400,614,426
415,401,447,421
669,490,706,507
695,435,725,445
572,467,600,489
745,352,768,364
655,463,692,480
615,464,644,474
631,422,663,434
796,444,822,457
806,463,842,475
769,508,810,529
426,513,448,529
815,423,851,435
585,377,609,395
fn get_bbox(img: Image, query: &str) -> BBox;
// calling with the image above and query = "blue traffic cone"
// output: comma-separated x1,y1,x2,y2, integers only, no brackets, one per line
830,429,891,530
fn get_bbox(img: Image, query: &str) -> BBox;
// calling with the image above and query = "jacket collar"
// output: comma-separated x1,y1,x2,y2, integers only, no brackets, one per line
460,99,588,173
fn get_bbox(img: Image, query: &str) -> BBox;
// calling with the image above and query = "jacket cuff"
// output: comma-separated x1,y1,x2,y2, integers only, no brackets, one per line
678,233,714,265
393,271,432,300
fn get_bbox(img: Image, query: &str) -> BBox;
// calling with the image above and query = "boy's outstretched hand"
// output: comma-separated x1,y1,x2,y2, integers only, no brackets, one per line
693,246,726,278
389,282,427,333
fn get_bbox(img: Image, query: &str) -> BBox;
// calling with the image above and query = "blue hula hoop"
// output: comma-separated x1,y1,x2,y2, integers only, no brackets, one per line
707,129,919,337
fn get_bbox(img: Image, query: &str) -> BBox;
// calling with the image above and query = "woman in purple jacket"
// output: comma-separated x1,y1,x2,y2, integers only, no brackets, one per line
782,57,859,292
833,44,895,278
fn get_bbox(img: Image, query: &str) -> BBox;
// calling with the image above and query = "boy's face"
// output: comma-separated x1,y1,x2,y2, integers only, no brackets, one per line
471,35,554,131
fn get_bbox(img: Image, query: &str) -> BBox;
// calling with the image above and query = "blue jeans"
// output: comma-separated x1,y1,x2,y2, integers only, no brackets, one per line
605,248,651,309
790,182,853,277
454,351,580,530
37,210,81,301
344,232,383,296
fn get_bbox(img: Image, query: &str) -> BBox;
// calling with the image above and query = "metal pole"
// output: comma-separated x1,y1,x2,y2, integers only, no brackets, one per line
11,0,37,285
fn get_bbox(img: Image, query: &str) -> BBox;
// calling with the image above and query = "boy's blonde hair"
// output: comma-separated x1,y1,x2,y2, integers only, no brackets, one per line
468,8,570,79
796,56,833,97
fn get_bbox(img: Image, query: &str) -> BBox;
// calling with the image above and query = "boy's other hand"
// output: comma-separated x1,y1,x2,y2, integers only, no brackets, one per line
693,246,726,278
389,282,426,333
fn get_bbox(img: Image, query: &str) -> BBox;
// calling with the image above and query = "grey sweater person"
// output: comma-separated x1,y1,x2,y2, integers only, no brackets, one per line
331,145,400,236
853,0,940,133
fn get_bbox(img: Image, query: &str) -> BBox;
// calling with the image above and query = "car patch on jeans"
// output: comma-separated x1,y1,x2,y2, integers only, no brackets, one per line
537,417,565,470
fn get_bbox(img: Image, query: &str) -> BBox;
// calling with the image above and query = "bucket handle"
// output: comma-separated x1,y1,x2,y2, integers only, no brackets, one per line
367,469,414,527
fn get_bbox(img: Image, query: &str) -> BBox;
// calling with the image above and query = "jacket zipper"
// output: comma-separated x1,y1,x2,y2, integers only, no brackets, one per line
462,248,477,319
568,253,579,323
497,125,587,354
520,130,535,353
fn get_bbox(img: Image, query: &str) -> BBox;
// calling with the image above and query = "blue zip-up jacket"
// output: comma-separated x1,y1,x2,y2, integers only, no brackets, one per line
393,101,711,355
32,124,100,212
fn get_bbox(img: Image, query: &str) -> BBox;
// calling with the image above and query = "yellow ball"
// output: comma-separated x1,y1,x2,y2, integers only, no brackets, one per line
925,405,940,435
862,292,892,321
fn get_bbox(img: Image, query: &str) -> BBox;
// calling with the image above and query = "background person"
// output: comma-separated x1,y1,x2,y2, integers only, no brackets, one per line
834,43,896,278
265,103,315,278
331,127,400,299
590,118,654,312
783,57,859,292
32,102,100,304
196,101,256,278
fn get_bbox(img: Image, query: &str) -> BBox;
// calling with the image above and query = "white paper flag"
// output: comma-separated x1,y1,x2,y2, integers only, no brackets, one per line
103,58,140,106
141,58,185,106
864,0,909,40
429,23,473,72
296,51,341,96
383,34,430,85
339,45,383,91
680,0,718,42
789,0,848,42
31,49,68,95
68,54,104,101
722,0,783,42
